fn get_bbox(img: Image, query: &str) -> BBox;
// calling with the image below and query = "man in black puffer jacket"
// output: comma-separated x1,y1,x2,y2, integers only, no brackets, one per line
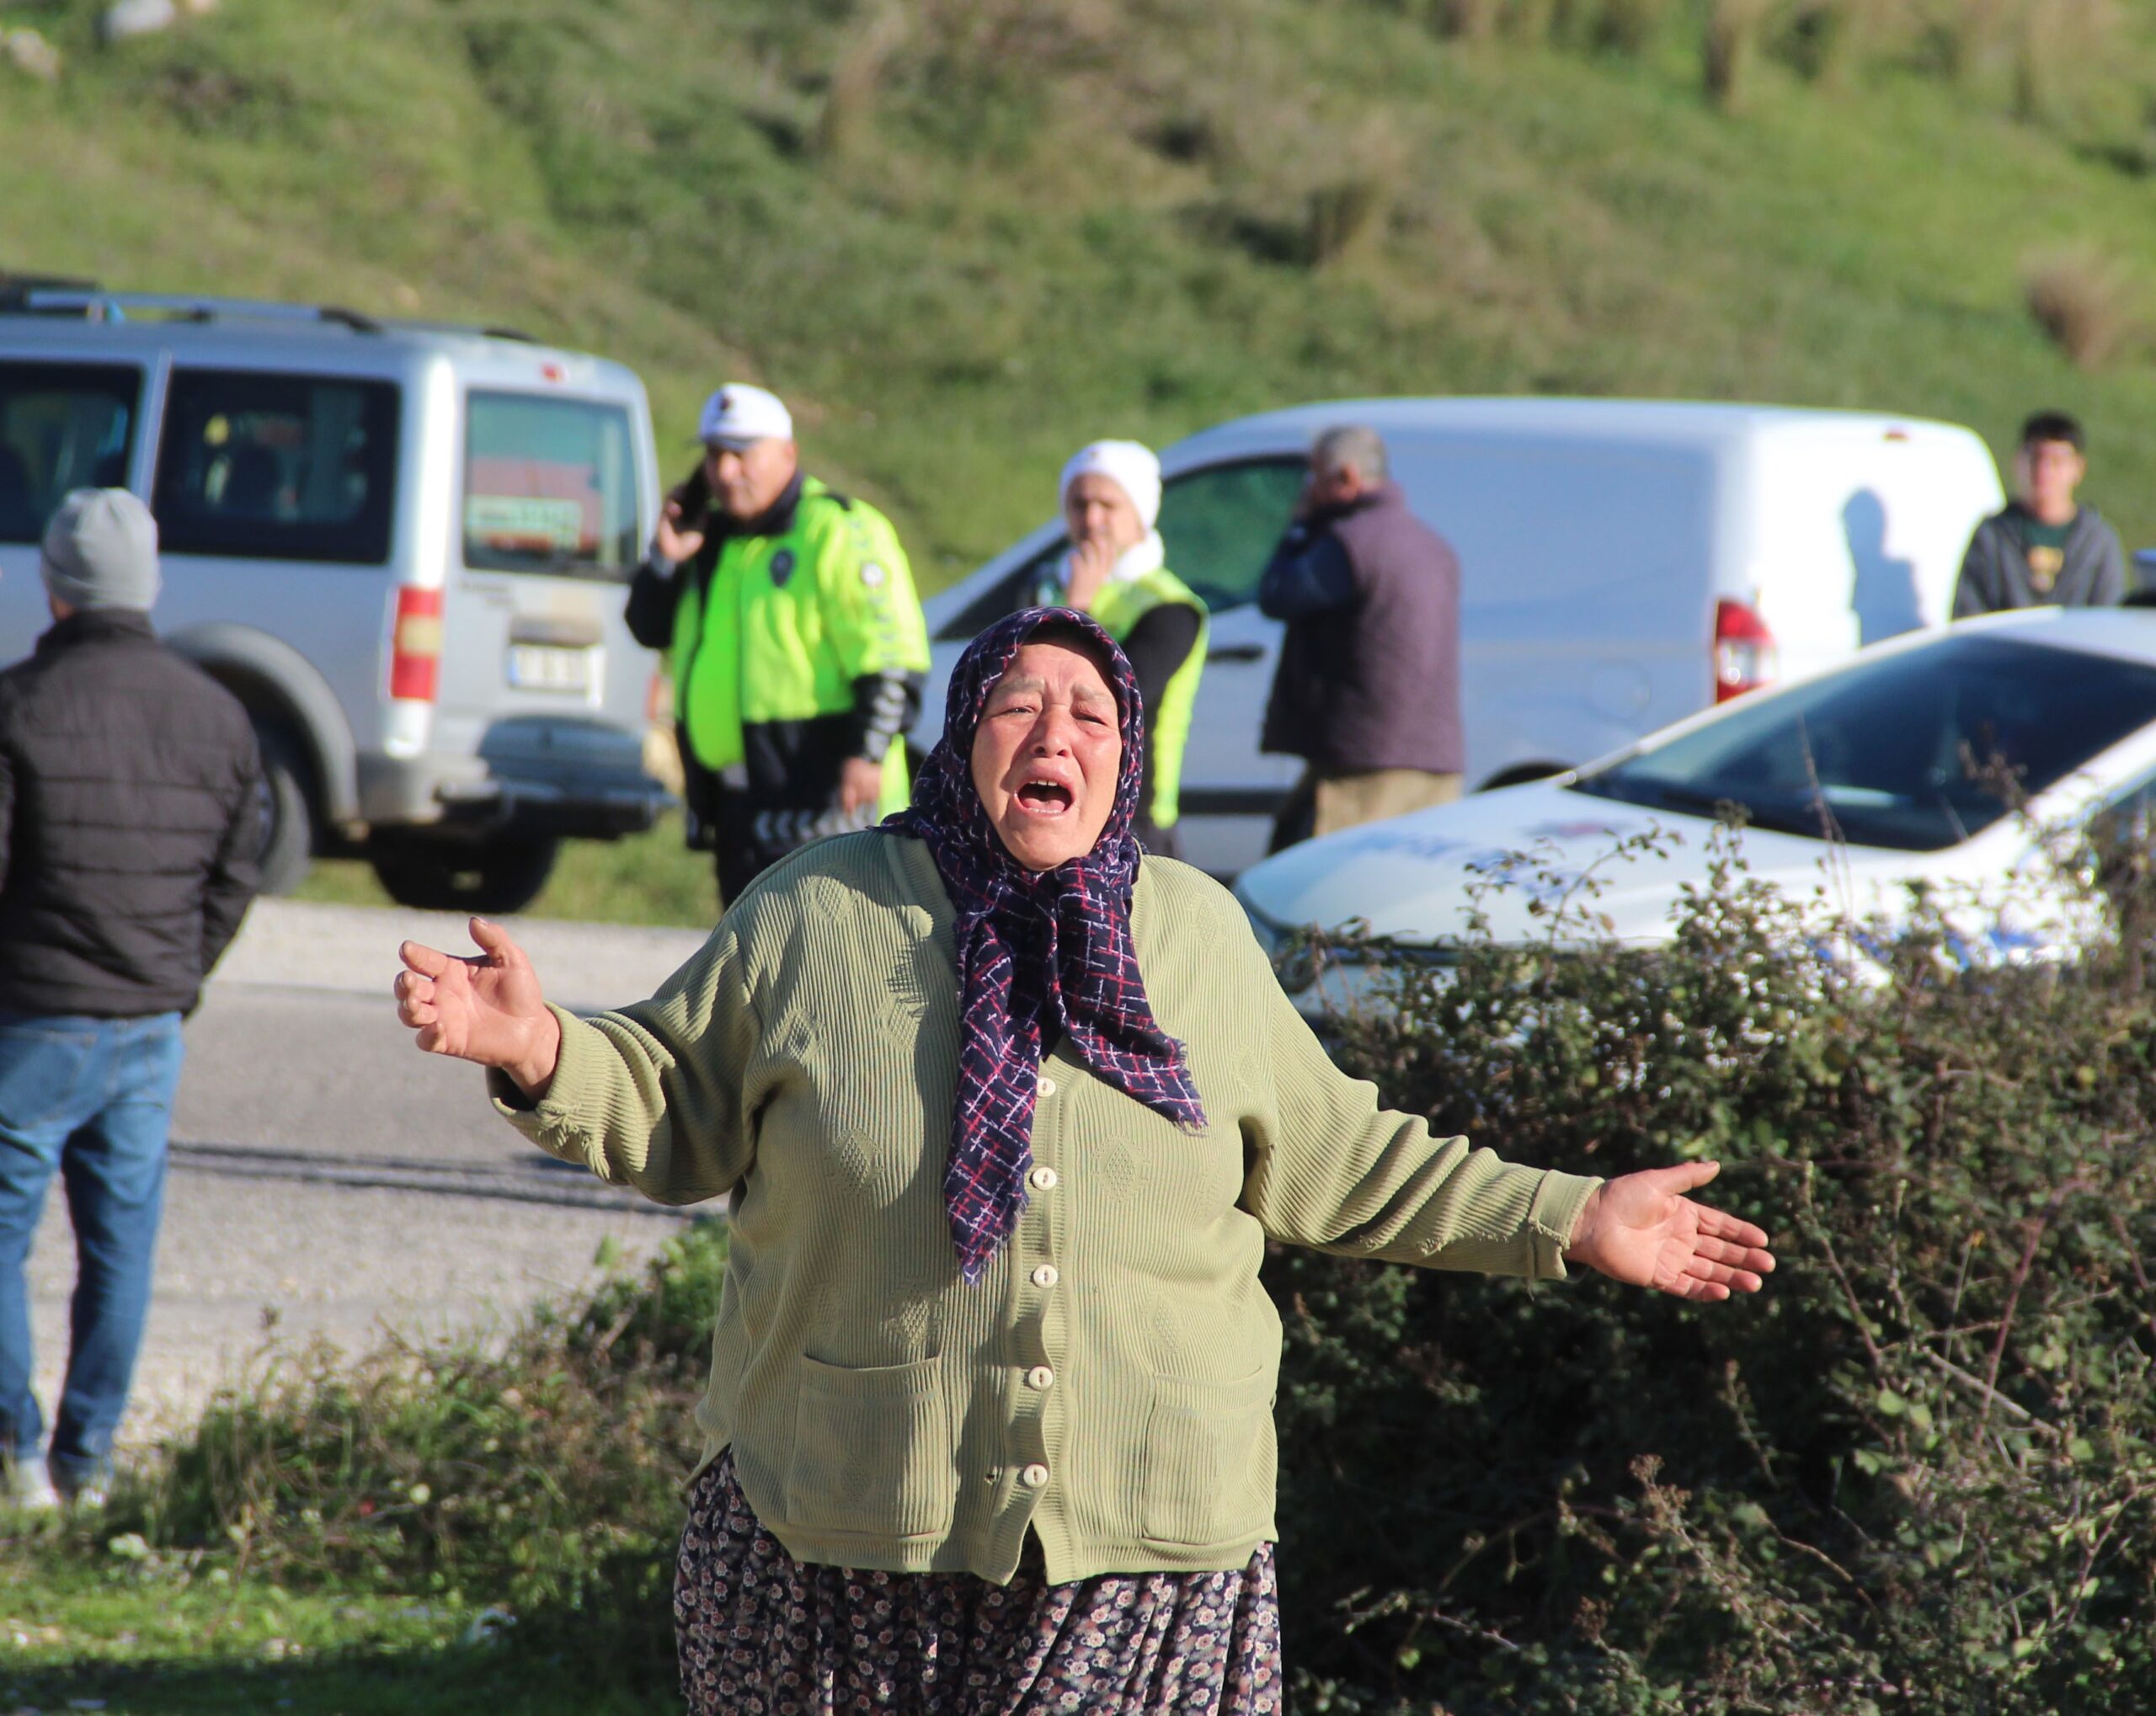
0,488,259,1512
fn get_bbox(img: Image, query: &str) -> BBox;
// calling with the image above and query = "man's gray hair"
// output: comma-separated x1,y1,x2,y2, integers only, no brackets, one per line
1311,424,1388,483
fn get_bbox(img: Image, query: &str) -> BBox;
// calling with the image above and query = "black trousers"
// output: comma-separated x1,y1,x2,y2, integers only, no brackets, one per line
706,780,877,911
712,830,764,914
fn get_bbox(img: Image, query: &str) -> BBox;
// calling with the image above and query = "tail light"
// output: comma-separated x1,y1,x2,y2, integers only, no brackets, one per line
1713,597,1776,702
389,586,444,701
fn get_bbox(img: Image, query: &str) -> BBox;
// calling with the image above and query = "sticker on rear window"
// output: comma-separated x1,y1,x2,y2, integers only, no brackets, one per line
466,495,585,556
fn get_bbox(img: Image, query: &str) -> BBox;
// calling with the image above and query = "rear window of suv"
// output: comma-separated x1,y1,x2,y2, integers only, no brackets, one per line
152,369,401,565
0,361,141,543
462,391,639,580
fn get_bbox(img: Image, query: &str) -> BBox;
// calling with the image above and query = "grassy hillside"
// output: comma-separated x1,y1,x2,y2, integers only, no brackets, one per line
8,0,2156,581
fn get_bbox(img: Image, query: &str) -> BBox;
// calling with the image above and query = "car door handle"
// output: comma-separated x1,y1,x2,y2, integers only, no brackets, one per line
1207,643,1266,663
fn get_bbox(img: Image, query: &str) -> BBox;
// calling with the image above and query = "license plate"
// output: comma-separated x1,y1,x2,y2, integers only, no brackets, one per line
506,643,591,693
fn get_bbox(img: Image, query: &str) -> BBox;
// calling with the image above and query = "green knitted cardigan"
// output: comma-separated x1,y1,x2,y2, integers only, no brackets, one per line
494,831,1602,1585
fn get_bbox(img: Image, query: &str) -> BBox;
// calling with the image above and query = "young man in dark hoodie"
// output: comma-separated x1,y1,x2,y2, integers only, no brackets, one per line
1953,411,2128,616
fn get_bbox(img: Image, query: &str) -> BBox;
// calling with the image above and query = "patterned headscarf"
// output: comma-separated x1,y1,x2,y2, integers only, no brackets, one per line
889,607,1209,1282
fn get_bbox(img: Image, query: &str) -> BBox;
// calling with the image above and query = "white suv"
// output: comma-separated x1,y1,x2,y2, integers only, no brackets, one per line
0,285,669,911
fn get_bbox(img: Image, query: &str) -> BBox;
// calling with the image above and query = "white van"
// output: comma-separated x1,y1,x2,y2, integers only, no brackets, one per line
921,397,2005,876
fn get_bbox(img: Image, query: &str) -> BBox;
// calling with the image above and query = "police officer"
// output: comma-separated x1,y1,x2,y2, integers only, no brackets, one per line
627,384,929,905
1030,440,1207,857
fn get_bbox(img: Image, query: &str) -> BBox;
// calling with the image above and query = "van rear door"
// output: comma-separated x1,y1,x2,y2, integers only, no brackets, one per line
1744,422,2004,685
433,386,652,786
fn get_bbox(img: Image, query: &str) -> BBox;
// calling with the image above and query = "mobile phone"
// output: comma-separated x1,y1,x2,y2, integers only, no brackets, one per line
671,462,711,520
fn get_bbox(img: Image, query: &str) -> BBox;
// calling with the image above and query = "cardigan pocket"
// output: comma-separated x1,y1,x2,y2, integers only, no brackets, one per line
1142,1365,1278,1548
784,1353,956,1541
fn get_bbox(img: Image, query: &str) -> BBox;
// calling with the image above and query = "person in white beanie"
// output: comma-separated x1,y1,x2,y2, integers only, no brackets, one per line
0,489,260,1514
1032,440,1208,856
623,383,930,907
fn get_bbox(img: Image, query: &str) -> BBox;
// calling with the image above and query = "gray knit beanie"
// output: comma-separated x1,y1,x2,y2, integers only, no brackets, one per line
40,488,162,611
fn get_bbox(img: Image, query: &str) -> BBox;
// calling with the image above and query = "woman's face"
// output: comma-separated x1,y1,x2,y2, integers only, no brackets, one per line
969,639,1123,871
1062,473,1147,559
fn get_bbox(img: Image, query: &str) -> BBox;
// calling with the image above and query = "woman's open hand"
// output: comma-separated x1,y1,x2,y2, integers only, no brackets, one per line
1564,1161,1774,1302
394,917,562,1095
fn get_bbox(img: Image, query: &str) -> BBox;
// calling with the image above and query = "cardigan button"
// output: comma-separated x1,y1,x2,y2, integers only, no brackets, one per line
1027,1165,1059,1191
1031,1264,1059,1288
1027,1365,1054,1390
1038,1076,1057,1098
1020,1463,1050,1489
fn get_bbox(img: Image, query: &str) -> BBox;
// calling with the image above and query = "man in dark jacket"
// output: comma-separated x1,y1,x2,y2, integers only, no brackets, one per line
1258,425,1463,852
1952,410,2127,616
0,489,259,1511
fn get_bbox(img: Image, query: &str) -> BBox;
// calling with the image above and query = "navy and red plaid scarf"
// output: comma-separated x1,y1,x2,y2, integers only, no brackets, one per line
889,607,1208,1282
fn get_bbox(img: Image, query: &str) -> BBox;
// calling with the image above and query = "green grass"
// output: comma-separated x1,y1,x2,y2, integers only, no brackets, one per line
295,817,718,925
3,1220,732,1711
0,1551,659,1714
8,0,2156,578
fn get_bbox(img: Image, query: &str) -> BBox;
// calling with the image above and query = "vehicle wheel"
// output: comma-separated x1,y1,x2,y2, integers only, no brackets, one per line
253,723,317,896
370,834,561,916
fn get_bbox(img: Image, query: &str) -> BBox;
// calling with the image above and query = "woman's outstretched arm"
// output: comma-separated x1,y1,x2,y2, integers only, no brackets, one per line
395,914,759,1207
1237,919,1772,1298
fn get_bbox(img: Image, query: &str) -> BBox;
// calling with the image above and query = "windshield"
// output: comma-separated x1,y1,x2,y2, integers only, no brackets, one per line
1571,632,2156,852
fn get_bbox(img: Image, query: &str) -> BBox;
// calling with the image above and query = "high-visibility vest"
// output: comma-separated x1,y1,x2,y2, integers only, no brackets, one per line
1085,566,1209,829
671,478,928,816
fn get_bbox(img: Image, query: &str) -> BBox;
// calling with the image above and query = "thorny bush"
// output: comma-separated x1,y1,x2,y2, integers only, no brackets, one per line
1273,823,2156,1714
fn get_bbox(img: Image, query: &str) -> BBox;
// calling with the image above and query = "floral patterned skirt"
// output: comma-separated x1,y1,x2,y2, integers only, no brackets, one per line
674,1452,1284,1715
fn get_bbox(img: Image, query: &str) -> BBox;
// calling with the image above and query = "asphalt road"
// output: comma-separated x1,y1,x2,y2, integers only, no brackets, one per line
25,898,714,1453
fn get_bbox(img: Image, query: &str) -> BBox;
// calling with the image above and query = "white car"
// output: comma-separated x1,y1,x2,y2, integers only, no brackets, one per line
923,397,2004,876
1233,610,2156,997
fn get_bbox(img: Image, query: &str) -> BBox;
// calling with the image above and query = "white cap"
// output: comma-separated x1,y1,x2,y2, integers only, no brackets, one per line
696,383,793,449
1059,440,1161,531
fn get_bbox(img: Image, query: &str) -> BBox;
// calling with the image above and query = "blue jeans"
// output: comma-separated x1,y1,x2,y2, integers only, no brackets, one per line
0,1010,184,1487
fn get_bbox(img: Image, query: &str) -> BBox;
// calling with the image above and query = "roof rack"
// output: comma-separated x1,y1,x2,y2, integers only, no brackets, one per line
382,317,539,344
13,290,387,333
0,273,102,312
5,287,552,348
